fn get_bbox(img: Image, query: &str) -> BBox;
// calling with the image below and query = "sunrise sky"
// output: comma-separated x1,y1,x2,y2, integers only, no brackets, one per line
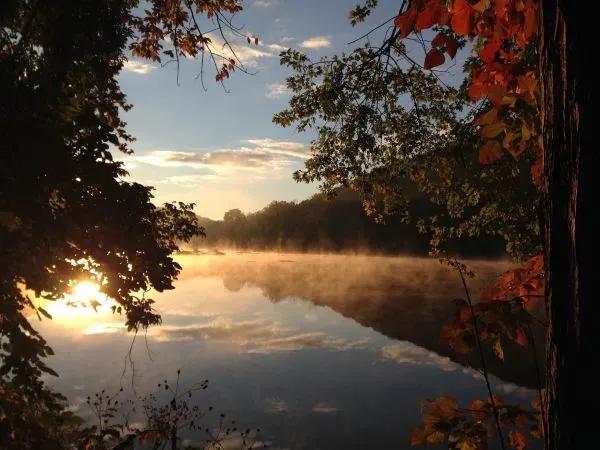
116,0,398,219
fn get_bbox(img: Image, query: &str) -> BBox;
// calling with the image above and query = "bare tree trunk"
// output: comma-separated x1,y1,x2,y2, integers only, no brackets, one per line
540,1,597,448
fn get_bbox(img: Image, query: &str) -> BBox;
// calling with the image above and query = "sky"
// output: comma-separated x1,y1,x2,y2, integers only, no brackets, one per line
117,0,401,219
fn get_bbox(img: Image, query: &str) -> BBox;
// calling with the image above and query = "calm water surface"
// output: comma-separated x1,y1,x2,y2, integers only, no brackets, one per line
36,253,536,449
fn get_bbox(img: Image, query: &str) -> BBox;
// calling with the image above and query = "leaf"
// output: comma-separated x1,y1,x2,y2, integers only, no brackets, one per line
475,108,498,126
470,0,490,13
410,427,426,446
482,121,505,138
515,328,528,346
508,430,528,450
89,299,101,312
451,0,473,36
37,306,52,320
424,49,445,69
521,123,532,140
479,40,501,63
431,32,447,49
416,2,441,30
445,36,458,58
502,131,515,149
394,7,418,38
493,339,504,360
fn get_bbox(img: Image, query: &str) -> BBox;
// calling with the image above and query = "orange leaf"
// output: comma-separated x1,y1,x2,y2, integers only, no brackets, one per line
482,121,505,138
424,48,445,69
493,339,504,360
410,427,426,446
471,0,490,13
479,140,503,164
475,108,498,126
479,40,501,63
451,0,473,36
508,430,528,450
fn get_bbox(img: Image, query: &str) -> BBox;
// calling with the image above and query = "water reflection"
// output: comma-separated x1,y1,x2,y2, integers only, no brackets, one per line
36,253,536,449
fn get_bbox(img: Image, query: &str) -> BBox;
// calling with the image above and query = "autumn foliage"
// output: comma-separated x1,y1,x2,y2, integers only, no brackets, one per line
395,0,541,185
391,1,544,448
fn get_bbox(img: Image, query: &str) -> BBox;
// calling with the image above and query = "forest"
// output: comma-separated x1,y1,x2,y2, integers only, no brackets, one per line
190,189,507,257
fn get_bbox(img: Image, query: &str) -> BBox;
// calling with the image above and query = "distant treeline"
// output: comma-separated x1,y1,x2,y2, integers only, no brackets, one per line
190,189,507,257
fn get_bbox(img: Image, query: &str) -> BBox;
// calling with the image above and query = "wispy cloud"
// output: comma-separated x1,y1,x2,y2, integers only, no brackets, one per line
207,34,276,68
381,342,457,372
253,0,276,7
132,139,309,173
153,318,368,354
267,43,288,53
300,36,332,49
266,83,290,99
244,138,308,158
312,402,338,414
122,60,157,75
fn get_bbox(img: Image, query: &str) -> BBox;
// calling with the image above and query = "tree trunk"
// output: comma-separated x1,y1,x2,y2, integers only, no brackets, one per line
540,1,597,448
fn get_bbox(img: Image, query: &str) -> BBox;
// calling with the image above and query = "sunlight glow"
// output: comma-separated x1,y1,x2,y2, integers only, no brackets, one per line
71,281,102,302
36,280,115,324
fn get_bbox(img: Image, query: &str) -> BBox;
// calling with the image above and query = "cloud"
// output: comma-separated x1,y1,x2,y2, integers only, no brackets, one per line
122,60,157,75
265,398,288,413
267,43,288,53
244,138,309,158
312,402,338,414
253,0,276,6
266,83,290,99
153,318,368,354
206,34,275,68
381,342,457,372
300,36,332,49
280,36,296,43
133,139,309,172
157,173,220,187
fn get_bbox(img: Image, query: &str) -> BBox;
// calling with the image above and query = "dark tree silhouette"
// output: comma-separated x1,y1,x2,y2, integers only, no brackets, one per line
540,2,597,448
0,1,253,447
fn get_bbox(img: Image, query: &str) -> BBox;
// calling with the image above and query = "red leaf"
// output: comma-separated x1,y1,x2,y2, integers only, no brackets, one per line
416,2,441,30
479,39,502,63
431,32,447,49
451,0,473,36
515,328,529,346
424,48,445,69
445,36,458,58
394,7,418,38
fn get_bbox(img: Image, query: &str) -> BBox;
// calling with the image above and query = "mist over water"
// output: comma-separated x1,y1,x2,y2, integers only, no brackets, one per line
37,253,536,449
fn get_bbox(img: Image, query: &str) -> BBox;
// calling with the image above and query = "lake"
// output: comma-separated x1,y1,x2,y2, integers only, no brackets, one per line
35,253,538,449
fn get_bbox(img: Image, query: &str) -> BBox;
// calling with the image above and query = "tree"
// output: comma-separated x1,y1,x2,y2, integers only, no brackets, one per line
0,0,253,447
539,2,596,448
274,19,539,261
275,0,584,448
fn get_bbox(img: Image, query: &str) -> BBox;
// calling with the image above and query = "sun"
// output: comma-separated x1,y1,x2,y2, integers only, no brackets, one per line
34,280,113,322
71,280,102,302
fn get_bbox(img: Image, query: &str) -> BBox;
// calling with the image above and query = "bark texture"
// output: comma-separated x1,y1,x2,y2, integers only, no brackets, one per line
540,1,597,448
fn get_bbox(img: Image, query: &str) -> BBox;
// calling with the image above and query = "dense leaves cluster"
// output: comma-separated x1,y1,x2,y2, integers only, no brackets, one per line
411,395,540,450
275,1,545,448
274,4,539,260
0,0,261,446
